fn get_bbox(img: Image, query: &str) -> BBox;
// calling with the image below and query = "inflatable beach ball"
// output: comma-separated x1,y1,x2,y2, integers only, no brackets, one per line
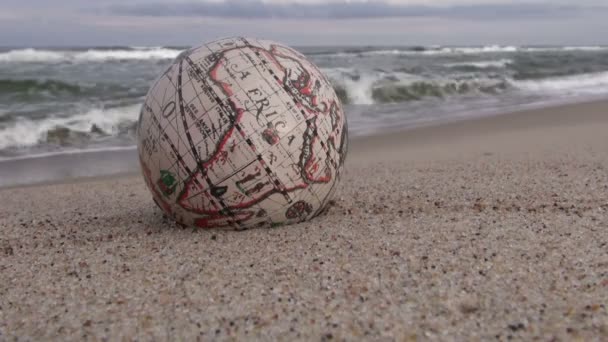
137,37,348,229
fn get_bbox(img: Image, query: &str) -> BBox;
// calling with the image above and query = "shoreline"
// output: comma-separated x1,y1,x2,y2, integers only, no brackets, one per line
350,96,608,162
2,97,607,189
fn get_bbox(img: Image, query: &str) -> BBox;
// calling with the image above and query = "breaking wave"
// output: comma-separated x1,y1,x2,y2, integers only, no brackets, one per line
4,45,607,63
0,47,183,63
311,45,608,58
446,59,513,69
2,44,608,158
513,71,608,95
325,68,608,104
3,71,606,151
324,68,511,105
0,104,140,150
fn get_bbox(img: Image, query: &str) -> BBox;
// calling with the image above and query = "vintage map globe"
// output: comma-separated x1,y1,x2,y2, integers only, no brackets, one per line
137,37,348,229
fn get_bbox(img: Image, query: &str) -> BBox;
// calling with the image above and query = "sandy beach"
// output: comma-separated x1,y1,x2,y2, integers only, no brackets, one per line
1,100,607,340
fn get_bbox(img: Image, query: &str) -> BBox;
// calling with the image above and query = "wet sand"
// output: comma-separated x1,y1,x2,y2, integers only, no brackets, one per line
1,100,607,340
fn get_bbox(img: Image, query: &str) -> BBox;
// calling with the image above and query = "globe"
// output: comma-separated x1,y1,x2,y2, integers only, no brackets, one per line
137,37,348,229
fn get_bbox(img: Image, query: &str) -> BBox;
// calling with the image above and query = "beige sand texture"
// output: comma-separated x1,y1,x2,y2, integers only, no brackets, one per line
1,100,607,341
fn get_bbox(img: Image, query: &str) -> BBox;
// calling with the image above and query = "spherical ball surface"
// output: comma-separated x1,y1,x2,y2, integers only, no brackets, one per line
137,37,348,229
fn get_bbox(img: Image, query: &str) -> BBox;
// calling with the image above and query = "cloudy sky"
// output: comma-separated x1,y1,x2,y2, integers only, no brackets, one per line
1,0,607,46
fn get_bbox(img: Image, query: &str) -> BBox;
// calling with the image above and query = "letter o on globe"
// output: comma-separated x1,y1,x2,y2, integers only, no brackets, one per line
137,37,348,229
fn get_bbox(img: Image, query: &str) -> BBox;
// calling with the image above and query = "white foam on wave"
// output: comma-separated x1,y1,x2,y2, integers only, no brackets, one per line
322,67,506,105
0,104,141,150
436,45,519,55
324,45,521,58
0,47,184,63
6,45,607,63
562,46,607,51
322,67,389,105
359,49,413,56
431,45,608,54
513,71,608,95
73,48,182,61
0,48,66,63
319,45,608,59
130,46,165,50
324,64,608,105
446,59,513,69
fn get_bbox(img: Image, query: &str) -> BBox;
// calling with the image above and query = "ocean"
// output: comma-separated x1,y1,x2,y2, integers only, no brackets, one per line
1,44,608,161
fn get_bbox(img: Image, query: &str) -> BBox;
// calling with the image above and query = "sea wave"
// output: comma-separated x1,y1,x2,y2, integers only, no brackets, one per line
562,46,607,51
513,71,608,95
315,46,519,58
0,78,83,95
427,45,519,55
0,47,183,63
0,49,66,63
324,67,608,104
445,59,513,69
0,78,145,104
370,80,509,103
3,45,607,63
0,104,140,150
323,68,510,104
73,48,182,61
312,45,608,58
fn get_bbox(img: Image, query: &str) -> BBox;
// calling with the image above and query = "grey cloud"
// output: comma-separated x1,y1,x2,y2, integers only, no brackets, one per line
2,0,607,46
107,1,603,20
